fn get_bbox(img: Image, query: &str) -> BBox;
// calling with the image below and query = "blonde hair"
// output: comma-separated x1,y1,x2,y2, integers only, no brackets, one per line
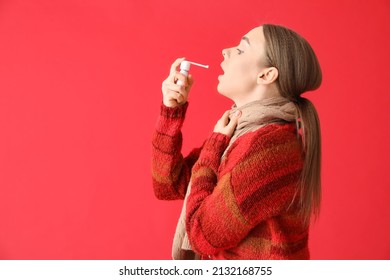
262,24,322,225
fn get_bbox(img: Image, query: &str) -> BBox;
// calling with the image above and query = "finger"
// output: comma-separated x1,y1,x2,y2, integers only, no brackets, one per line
170,57,186,74
176,93,185,104
227,110,241,129
166,91,182,103
165,85,188,103
219,110,231,126
221,110,231,120
168,71,187,85
174,72,188,86
164,82,188,96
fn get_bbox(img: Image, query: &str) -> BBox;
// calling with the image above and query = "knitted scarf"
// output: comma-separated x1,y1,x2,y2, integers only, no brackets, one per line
171,96,298,260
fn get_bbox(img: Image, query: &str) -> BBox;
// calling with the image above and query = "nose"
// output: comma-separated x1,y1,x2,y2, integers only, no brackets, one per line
222,48,228,58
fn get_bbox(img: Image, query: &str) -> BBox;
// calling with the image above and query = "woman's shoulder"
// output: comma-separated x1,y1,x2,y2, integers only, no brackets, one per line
222,123,302,170
235,123,299,152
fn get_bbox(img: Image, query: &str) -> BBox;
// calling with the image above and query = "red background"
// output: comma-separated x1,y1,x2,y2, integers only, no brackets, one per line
0,0,389,259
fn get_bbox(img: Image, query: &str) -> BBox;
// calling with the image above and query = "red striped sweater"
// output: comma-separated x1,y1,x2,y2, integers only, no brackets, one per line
152,103,309,259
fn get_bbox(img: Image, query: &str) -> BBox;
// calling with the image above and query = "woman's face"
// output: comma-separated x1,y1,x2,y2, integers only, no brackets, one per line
217,26,267,101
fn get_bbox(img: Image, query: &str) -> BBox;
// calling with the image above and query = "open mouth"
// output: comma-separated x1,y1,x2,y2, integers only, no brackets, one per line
219,63,225,78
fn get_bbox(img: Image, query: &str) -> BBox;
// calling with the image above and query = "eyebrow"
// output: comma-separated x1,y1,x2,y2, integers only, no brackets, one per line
241,36,250,45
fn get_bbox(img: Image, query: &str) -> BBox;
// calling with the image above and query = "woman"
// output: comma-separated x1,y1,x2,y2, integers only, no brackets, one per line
152,24,322,260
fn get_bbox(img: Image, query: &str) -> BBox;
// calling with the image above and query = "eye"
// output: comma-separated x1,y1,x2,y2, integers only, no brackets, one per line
237,48,244,55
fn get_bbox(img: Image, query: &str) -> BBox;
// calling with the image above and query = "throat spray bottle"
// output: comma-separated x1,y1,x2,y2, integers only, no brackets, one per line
176,60,209,85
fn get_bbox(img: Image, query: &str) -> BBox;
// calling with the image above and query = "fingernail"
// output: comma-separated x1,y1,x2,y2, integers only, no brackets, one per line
235,110,241,117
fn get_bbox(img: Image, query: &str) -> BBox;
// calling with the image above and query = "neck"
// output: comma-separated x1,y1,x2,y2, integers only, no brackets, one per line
231,84,281,107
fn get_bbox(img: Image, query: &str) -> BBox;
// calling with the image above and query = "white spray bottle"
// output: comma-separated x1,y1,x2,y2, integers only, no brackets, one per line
176,60,209,85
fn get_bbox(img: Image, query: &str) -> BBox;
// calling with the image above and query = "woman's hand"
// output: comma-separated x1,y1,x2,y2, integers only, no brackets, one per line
213,110,241,138
161,58,194,108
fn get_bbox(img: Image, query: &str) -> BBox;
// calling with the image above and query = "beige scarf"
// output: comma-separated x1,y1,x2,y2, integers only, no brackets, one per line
171,96,298,260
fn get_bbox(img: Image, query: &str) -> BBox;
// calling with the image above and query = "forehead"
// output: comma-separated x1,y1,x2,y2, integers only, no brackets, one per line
243,26,264,46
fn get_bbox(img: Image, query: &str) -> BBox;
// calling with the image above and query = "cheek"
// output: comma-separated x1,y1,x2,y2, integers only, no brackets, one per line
234,61,257,85
226,57,256,80
239,61,252,73
239,59,259,76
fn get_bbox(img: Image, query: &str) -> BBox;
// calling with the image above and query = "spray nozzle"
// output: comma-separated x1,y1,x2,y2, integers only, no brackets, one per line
176,60,209,85
180,61,209,72
179,60,209,76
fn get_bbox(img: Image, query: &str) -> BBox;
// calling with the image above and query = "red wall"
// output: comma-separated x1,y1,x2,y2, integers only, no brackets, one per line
0,0,389,259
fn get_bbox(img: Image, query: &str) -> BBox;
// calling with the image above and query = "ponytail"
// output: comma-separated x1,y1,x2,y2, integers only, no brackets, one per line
295,97,321,225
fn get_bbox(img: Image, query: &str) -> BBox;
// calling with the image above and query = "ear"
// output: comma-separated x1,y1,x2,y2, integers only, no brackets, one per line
257,67,279,85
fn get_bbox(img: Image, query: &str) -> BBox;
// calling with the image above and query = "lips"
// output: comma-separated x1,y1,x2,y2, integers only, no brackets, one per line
219,63,225,77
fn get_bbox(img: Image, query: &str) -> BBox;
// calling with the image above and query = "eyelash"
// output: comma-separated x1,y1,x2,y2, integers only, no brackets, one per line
237,48,244,55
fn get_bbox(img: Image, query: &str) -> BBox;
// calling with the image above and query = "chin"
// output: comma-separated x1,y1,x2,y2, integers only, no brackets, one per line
217,78,226,94
217,78,235,101
217,75,230,95
217,84,225,96
217,86,231,100
217,82,222,94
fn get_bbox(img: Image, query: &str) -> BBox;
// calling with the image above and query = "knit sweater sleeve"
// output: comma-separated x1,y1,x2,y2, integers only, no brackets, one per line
152,103,202,200
186,125,303,256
